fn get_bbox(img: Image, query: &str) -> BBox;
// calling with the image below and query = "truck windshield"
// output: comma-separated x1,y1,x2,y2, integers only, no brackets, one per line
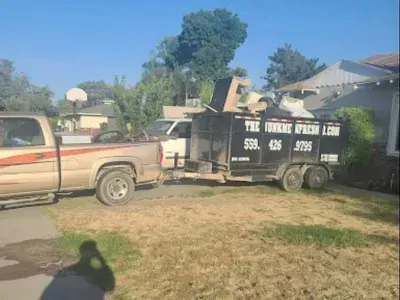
146,121,174,135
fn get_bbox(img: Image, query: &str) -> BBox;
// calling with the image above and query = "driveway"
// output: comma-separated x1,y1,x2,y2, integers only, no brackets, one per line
0,207,105,300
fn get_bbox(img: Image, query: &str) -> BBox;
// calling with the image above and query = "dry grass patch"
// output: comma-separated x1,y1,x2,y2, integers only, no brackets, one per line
46,188,399,300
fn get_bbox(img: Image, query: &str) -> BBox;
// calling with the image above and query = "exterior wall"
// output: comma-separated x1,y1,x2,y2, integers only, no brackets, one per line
301,82,398,144
107,117,118,131
297,82,399,194
80,115,108,129
64,117,81,131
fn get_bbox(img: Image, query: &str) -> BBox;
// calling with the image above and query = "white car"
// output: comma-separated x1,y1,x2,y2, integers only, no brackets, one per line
146,118,192,169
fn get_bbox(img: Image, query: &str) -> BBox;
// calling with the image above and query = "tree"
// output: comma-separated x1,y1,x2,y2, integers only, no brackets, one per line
156,36,180,70
227,67,248,79
113,74,175,131
56,97,73,114
198,79,214,104
174,8,247,80
261,44,327,91
77,80,112,107
0,59,55,114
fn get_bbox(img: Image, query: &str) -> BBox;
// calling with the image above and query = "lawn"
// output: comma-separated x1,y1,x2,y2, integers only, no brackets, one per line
45,186,399,300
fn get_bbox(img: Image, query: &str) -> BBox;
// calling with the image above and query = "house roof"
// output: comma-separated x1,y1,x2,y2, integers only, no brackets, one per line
355,72,399,86
63,101,115,117
360,53,399,72
77,103,115,117
277,60,392,92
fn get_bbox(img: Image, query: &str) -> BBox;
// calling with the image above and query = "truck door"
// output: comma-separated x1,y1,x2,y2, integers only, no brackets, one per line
0,117,58,196
163,121,192,168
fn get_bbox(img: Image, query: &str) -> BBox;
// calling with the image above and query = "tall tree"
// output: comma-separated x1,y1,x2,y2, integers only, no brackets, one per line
227,67,248,79
174,8,248,81
261,44,327,91
113,74,175,131
0,59,55,114
77,80,113,107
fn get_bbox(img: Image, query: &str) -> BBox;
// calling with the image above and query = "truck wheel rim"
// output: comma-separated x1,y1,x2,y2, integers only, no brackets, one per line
313,170,325,186
288,173,301,189
107,178,128,200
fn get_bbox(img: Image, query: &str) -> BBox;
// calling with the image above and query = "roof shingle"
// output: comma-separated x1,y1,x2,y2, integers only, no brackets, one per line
361,53,399,72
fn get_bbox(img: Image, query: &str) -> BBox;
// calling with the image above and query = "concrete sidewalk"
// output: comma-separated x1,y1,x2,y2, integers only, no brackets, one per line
0,206,58,247
0,207,106,300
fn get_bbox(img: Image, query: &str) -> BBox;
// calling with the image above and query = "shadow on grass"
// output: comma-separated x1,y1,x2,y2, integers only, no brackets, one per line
262,224,398,248
343,199,400,226
42,231,141,299
40,238,115,299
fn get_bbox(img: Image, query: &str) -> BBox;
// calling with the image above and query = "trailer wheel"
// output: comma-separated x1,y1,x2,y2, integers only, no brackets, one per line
96,169,135,206
304,166,328,189
279,167,303,192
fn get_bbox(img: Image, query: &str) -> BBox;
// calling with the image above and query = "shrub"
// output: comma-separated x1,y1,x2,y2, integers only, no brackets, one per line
100,122,108,132
48,117,59,131
334,107,375,166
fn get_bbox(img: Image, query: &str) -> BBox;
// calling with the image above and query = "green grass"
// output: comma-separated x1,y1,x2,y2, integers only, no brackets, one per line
195,185,283,197
196,190,218,197
57,231,141,296
263,224,394,248
57,231,141,265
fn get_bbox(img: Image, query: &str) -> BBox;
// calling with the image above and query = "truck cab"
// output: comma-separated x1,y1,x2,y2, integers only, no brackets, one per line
146,118,192,169
0,113,164,207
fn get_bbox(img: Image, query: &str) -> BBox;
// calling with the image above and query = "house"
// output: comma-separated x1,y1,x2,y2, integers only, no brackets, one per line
62,100,118,133
277,53,399,193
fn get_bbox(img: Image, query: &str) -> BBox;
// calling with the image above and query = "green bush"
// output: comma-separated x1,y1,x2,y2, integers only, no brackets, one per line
334,107,375,166
99,122,108,132
48,117,59,131
199,79,215,104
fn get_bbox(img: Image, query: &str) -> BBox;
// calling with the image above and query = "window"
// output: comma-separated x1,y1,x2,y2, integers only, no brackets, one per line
387,92,399,156
0,118,45,147
145,121,174,135
320,114,331,120
171,122,192,139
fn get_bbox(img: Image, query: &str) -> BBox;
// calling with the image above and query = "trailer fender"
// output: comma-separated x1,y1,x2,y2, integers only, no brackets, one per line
276,163,325,179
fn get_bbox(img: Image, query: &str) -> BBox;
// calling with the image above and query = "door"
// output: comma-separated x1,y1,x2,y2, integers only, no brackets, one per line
0,117,58,196
162,121,192,168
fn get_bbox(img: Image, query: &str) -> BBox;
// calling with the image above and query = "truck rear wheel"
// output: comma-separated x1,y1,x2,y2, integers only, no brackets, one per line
96,170,135,206
279,167,303,192
304,166,328,189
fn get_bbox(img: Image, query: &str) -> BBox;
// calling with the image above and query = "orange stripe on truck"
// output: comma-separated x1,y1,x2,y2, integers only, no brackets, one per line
0,145,137,167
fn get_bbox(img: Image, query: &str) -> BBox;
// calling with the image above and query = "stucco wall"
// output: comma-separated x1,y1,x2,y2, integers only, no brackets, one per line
80,115,108,129
300,82,398,143
107,117,118,131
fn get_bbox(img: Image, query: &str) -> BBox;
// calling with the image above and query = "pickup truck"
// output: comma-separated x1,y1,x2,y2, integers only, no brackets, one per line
0,113,163,208
145,118,192,169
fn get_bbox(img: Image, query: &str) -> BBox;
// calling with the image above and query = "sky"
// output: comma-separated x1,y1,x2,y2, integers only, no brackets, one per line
1,0,399,100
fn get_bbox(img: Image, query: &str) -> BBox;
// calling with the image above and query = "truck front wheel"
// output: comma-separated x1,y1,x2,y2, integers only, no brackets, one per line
279,167,303,192
304,166,328,189
96,170,135,206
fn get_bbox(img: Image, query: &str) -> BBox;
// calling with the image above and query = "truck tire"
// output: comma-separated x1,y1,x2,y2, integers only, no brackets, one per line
304,166,328,189
279,167,303,192
96,169,135,206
